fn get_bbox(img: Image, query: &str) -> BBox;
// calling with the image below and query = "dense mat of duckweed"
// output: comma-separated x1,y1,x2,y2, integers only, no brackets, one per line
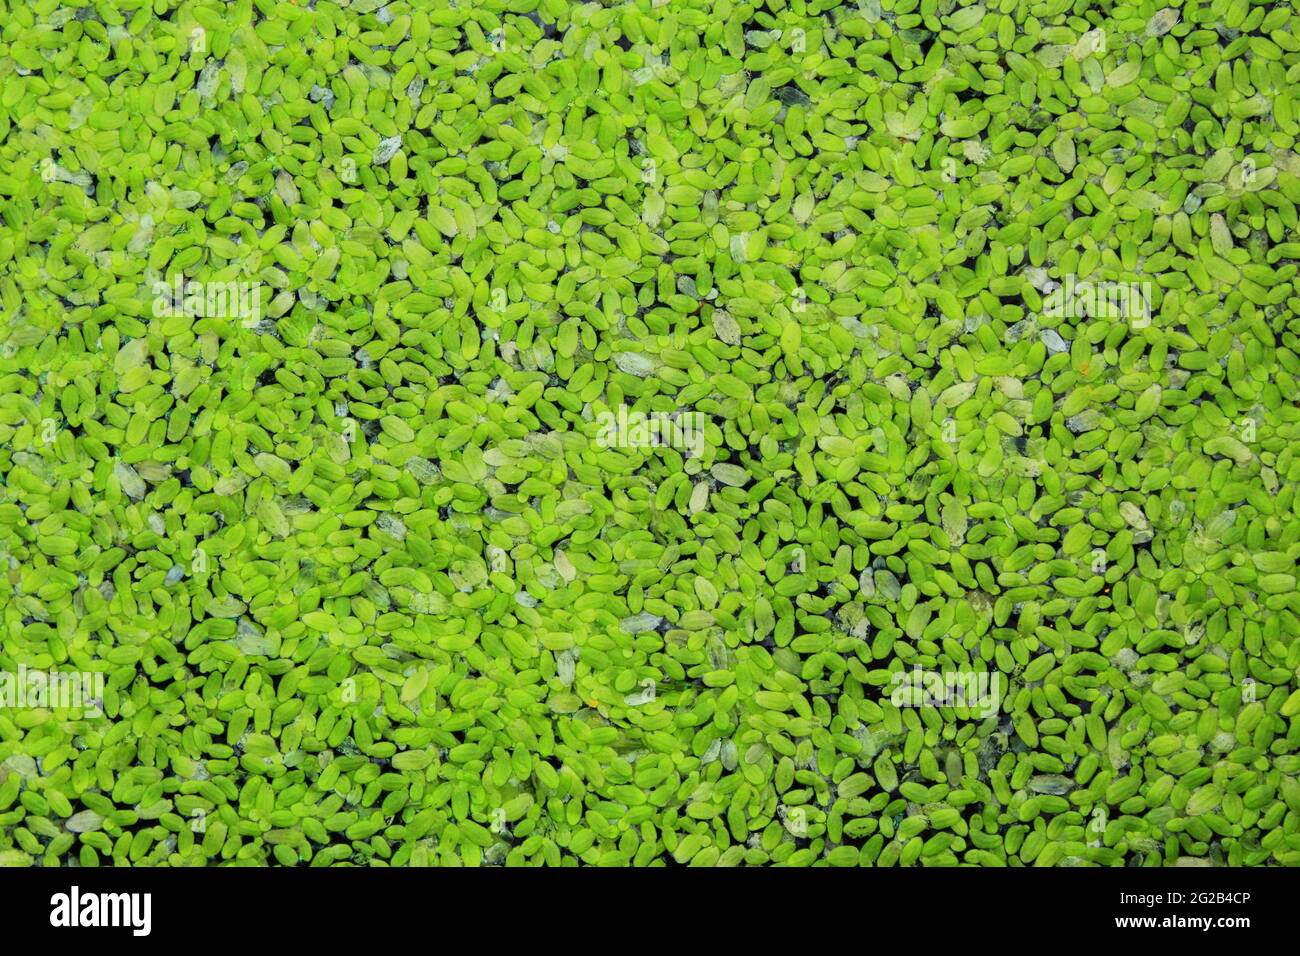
1,0,1300,866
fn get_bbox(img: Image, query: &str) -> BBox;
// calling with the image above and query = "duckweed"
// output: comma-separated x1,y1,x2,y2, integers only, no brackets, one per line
0,0,1299,868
